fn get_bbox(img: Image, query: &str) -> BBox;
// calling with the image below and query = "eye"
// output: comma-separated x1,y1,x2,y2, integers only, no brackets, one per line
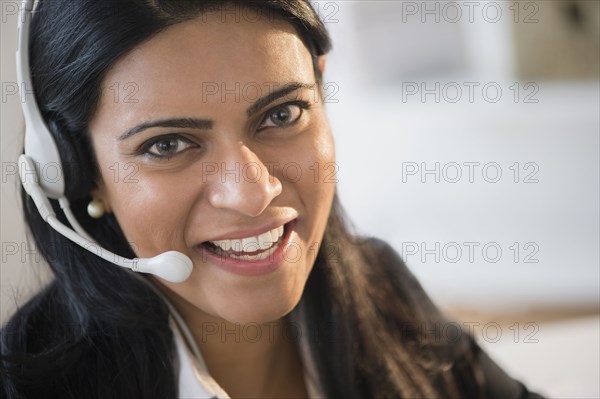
140,135,196,159
258,101,309,130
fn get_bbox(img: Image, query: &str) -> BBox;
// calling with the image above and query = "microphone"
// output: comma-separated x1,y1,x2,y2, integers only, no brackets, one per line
18,154,193,283
134,251,193,283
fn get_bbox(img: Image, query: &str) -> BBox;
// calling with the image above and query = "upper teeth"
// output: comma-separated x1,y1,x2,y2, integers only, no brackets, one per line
209,225,284,253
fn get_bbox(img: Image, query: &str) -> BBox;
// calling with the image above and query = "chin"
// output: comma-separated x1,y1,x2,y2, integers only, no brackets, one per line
216,286,303,325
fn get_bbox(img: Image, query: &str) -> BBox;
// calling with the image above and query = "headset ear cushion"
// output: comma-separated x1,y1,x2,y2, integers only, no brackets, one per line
47,119,95,200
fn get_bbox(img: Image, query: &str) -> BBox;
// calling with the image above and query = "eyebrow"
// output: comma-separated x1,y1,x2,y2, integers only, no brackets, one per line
117,82,315,141
245,82,316,117
117,118,212,141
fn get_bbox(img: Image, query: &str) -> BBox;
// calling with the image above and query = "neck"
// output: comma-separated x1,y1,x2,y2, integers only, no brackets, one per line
162,290,308,398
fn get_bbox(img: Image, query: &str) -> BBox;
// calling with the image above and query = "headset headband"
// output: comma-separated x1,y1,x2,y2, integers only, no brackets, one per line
17,0,65,198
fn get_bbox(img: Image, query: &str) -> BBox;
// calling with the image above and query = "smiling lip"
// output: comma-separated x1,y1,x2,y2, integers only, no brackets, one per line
198,219,297,276
204,216,297,242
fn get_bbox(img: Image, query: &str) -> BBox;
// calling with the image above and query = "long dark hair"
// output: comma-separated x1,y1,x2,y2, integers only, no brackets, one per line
1,1,484,397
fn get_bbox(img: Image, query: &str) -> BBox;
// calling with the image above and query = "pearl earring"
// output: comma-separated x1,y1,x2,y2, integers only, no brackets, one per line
87,198,105,219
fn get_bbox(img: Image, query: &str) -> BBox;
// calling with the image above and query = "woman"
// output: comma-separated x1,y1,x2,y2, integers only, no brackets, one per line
1,0,542,398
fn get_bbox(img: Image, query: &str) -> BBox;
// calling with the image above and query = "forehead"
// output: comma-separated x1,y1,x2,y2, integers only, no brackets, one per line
94,11,315,124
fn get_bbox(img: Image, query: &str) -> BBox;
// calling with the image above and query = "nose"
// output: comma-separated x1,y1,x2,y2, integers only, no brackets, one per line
206,145,282,217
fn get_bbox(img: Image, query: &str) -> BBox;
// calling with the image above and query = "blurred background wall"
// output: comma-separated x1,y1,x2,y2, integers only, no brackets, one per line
2,1,599,397
318,1,599,397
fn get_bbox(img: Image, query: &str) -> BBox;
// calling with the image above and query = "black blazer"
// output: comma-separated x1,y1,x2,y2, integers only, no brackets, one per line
370,238,545,399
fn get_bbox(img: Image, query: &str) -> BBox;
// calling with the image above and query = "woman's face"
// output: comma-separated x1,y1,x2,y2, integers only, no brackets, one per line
88,12,335,324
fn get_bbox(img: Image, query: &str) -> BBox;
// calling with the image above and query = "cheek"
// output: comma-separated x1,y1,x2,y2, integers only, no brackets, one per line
278,121,336,184
100,168,199,257
288,127,336,237
300,127,336,197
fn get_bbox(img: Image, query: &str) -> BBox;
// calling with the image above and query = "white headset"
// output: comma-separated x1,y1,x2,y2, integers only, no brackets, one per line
15,0,193,284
